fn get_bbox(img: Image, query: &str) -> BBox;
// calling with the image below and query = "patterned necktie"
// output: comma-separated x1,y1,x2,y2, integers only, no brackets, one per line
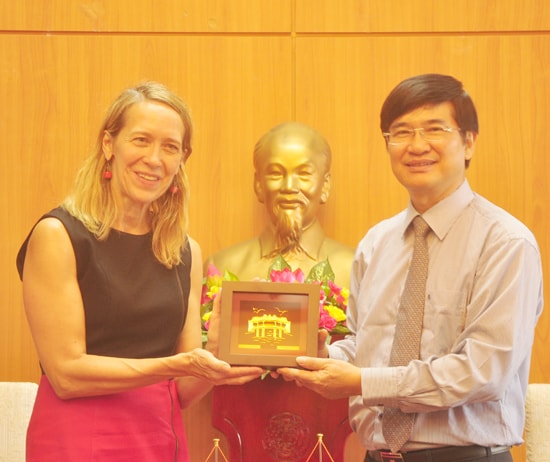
382,215,430,453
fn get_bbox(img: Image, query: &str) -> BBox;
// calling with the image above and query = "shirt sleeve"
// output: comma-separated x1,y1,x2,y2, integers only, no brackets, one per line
362,236,543,412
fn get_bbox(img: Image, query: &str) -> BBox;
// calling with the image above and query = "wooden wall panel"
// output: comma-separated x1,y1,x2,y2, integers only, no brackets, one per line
0,0,291,32
297,0,550,32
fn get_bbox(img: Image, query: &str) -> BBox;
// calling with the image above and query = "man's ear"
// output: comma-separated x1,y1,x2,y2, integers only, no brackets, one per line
464,131,476,163
320,172,331,204
254,173,265,203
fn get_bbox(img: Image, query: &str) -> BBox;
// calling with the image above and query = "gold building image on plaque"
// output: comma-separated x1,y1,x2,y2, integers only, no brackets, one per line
219,281,319,368
247,308,293,345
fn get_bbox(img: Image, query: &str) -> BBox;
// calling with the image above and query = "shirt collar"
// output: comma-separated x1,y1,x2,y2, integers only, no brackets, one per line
259,220,326,260
403,179,475,240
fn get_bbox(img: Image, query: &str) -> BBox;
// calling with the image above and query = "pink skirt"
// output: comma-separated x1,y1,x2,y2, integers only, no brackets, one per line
27,375,189,462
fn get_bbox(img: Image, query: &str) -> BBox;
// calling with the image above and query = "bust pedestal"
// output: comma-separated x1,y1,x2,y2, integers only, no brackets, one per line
212,377,351,462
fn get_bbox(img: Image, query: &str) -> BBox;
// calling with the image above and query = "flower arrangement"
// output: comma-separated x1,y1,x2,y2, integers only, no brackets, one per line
200,255,350,342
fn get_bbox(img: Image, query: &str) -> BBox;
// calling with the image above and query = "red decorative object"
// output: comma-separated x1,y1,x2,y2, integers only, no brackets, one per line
212,377,352,462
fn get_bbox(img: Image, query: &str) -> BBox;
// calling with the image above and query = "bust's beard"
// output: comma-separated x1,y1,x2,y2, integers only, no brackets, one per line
264,209,305,259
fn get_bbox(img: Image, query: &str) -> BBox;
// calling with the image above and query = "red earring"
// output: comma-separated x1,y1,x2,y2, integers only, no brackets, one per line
103,161,112,179
170,183,179,195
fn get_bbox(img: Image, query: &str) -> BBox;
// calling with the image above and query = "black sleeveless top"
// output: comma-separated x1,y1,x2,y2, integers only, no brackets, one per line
16,207,191,359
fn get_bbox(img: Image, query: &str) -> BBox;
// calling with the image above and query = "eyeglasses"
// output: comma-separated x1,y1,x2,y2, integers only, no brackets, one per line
383,126,461,146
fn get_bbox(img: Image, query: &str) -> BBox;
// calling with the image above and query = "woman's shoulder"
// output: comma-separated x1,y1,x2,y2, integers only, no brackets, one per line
16,209,76,278
16,207,91,278
31,214,70,239
30,207,86,237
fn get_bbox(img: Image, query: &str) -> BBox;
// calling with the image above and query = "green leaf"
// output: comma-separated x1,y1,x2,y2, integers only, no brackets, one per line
305,259,335,284
267,255,292,278
330,324,351,335
200,301,213,319
223,269,240,281
205,273,223,289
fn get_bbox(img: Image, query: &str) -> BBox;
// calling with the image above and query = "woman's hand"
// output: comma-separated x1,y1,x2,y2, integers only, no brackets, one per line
178,348,264,385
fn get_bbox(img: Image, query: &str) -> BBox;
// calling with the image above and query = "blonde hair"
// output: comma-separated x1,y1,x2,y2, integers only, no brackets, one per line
62,81,194,268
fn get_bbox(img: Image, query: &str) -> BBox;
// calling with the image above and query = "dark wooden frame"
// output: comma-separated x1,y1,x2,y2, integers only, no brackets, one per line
219,280,320,368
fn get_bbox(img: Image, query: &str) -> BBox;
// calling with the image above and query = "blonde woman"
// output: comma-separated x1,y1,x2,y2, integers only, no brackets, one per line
17,81,263,461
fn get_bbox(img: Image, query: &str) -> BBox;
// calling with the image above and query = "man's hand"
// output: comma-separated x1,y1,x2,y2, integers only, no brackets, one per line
317,328,330,358
277,356,362,400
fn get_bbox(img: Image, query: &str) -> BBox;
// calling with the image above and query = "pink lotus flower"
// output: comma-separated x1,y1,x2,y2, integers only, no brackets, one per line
269,267,305,283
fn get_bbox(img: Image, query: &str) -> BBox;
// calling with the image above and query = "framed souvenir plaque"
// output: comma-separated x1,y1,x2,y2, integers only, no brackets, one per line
219,281,320,368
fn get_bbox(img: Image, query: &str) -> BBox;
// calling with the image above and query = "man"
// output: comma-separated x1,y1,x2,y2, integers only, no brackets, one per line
277,74,543,462
206,121,354,286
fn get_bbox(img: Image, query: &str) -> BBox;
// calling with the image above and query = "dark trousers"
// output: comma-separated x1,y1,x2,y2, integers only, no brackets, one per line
364,447,513,462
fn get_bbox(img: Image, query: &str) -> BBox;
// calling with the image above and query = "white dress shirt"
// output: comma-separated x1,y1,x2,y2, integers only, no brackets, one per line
330,180,543,451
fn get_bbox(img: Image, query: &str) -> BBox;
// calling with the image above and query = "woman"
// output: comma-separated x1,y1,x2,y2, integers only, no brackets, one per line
16,81,263,461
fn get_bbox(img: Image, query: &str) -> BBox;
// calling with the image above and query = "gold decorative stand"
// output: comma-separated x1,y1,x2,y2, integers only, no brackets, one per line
204,438,229,462
305,433,335,462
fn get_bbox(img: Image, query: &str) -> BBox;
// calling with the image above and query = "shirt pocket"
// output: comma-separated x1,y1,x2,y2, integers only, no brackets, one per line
422,288,467,357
